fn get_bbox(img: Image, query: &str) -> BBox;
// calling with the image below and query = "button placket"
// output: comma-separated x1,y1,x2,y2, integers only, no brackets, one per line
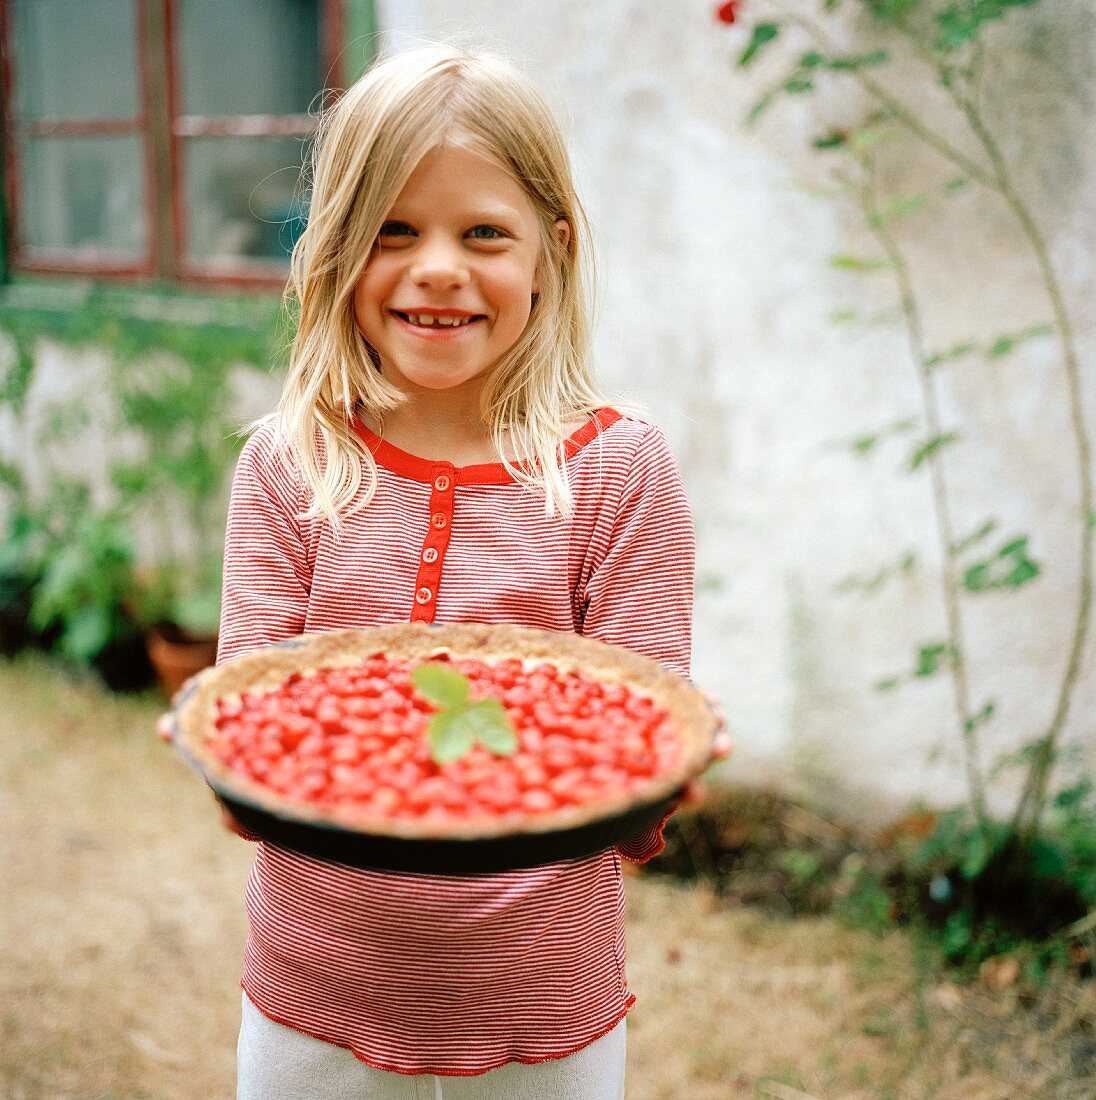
410,463,456,623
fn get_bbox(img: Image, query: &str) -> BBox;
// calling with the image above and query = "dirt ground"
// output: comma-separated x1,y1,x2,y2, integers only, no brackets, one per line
2,653,1093,1099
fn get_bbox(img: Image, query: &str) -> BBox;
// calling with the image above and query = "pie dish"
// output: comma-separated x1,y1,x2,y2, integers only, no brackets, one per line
168,622,721,873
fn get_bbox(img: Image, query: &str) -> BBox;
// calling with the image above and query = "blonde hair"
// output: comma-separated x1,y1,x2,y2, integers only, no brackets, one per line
272,42,611,529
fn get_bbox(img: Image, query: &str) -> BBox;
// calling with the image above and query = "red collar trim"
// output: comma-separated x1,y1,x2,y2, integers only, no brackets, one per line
352,407,622,486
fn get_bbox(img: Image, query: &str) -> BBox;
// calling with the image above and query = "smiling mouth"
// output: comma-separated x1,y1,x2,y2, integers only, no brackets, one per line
392,311,486,328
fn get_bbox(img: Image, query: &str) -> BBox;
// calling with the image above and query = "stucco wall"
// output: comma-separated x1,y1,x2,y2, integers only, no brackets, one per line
3,2,1091,826
375,0,1096,823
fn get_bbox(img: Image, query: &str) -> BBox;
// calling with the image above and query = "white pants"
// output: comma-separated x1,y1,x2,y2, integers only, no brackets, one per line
237,993,627,1100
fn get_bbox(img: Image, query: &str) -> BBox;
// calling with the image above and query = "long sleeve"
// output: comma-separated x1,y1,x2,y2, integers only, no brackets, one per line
217,423,312,667
578,423,696,862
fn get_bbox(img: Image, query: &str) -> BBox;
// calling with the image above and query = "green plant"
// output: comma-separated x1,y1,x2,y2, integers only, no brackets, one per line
0,283,288,645
893,776,1096,969
24,482,139,664
725,0,1093,964
0,473,51,653
111,355,238,637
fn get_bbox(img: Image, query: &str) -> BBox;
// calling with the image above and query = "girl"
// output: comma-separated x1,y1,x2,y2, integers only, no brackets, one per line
216,42,719,1100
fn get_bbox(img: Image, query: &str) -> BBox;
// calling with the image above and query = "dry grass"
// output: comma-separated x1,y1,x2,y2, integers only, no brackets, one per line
1,653,1093,1099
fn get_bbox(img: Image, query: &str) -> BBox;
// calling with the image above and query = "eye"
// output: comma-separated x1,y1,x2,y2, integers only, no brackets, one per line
377,221,414,240
466,225,506,241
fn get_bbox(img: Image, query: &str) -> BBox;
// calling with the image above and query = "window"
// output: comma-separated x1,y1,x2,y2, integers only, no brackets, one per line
1,0,346,287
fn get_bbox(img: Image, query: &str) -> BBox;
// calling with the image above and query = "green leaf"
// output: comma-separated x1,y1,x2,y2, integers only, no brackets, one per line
738,22,780,67
412,663,470,707
851,433,880,455
963,700,996,734
960,826,993,880
833,550,918,596
428,709,477,765
172,588,222,636
877,192,928,221
416,668,517,764
934,0,1040,54
831,255,891,272
914,643,954,678
799,51,827,68
925,341,978,369
909,431,962,470
961,536,1041,593
834,566,887,594
849,125,899,149
827,50,890,71
840,417,919,457
812,132,847,150
464,699,518,756
784,77,815,93
747,91,775,125
61,604,113,663
949,517,998,556
986,323,1055,359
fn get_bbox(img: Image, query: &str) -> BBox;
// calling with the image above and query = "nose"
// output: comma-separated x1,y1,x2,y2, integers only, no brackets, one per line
409,234,470,290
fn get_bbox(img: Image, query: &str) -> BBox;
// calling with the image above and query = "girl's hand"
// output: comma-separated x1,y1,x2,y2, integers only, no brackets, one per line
703,689,730,758
155,713,175,743
158,712,255,838
215,795,256,839
682,691,731,808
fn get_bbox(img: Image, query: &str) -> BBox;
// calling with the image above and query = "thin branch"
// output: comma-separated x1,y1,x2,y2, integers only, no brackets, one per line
782,13,998,190
925,41,1095,846
960,101,1095,845
857,155,989,828
790,2,1093,845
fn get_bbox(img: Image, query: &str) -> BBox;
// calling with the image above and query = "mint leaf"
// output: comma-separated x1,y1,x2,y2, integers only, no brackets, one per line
464,699,518,756
414,664,518,764
428,709,477,764
412,663,470,707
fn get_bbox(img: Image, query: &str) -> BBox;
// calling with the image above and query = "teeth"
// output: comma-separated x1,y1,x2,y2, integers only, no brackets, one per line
407,313,471,327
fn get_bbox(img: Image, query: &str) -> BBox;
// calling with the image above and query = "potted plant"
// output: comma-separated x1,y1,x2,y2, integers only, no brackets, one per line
142,555,222,698
110,348,240,697
23,481,153,690
0,483,50,655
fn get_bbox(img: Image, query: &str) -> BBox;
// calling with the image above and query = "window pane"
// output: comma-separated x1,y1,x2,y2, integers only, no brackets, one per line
11,0,139,120
17,135,147,258
183,137,308,266
177,0,321,117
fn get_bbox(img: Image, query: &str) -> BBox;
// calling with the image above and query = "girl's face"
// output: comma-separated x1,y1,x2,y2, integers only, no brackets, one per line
353,142,558,399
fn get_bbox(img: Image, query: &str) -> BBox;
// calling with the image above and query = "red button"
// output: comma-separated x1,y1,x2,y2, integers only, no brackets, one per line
415,587,433,604
422,547,438,564
431,512,447,530
434,474,451,492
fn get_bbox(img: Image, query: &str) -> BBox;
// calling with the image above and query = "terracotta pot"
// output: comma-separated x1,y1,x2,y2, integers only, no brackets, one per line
146,622,218,699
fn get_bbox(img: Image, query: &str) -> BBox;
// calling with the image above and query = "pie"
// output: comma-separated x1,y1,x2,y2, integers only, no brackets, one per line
171,622,720,847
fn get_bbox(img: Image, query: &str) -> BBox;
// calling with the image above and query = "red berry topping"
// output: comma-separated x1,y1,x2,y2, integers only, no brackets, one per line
207,656,682,825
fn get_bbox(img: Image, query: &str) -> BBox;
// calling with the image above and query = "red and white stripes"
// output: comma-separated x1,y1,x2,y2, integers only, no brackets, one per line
217,408,695,1076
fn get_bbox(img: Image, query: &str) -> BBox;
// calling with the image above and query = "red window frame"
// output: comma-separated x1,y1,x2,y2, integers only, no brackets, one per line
0,0,344,289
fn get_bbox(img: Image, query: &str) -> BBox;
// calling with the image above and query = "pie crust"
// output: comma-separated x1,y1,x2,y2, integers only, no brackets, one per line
172,622,720,842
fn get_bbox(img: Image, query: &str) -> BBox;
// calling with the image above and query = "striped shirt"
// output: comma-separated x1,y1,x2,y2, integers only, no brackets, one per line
217,406,695,1076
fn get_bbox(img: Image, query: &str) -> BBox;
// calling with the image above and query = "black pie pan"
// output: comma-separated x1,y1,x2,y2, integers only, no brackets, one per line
167,626,717,876
202,780,683,875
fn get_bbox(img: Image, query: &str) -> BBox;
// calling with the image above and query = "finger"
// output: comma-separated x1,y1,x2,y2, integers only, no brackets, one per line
702,690,727,729
156,714,175,744
712,731,733,760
